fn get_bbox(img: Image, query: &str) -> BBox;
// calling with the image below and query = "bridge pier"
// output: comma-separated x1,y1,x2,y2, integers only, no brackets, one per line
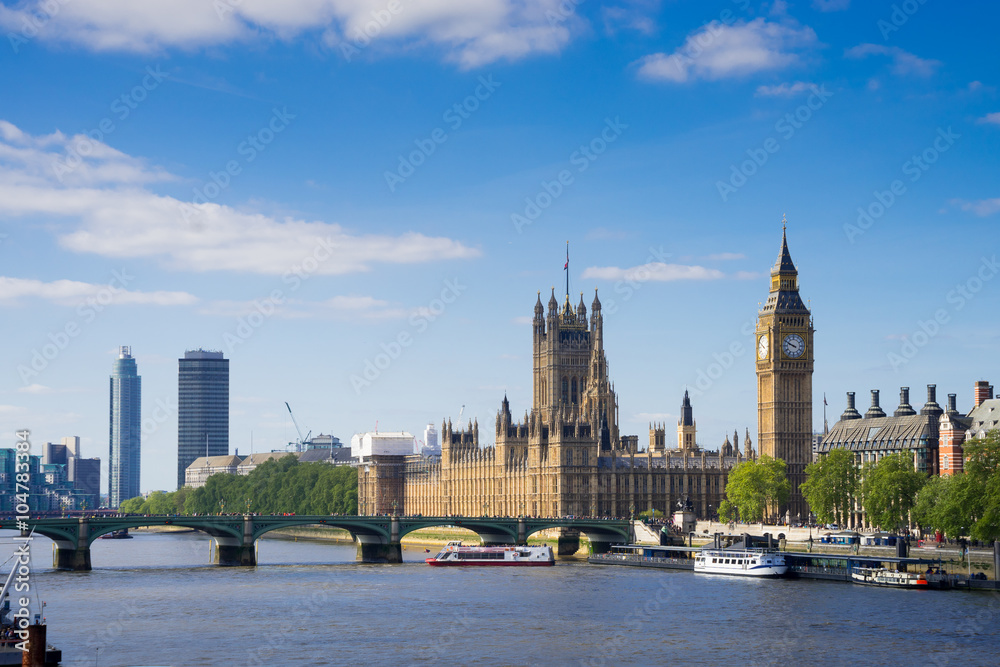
556,528,581,556
214,542,257,567
53,544,91,571
355,536,402,563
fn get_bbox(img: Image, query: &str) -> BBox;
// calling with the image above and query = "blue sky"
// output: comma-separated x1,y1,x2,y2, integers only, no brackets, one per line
1,0,998,493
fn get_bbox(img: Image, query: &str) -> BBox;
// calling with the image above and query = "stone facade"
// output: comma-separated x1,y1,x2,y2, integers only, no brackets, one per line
358,289,751,519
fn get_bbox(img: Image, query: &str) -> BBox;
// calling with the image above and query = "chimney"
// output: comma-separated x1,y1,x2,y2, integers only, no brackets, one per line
920,384,943,418
865,390,886,419
894,387,916,417
974,381,991,408
947,394,959,416
841,392,862,420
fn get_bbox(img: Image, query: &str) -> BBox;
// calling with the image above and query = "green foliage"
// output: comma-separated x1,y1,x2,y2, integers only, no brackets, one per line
717,499,734,523
860,452,926,532
119,456,358,516
723,455,791,523
801,448,858,526
638,509,664,520
915,430,1000,541
912,474,976,539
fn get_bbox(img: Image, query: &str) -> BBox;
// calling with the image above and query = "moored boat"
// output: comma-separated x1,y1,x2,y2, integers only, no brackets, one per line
425,541,554,566
694,548,788,577
99,529,133,539
850,567,929,588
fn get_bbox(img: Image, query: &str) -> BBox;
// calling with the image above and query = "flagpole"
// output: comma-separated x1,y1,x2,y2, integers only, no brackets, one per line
565,240,570,298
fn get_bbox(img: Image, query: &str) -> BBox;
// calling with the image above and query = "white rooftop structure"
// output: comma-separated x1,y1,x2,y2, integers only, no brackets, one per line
352,432,415,462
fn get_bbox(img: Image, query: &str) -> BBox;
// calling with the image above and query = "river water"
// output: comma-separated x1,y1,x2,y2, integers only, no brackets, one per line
2,531,997,666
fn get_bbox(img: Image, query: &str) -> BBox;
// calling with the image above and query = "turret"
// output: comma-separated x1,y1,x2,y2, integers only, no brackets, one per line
920,384,943,418
894,387,916,417
576,292,587,321
946,393,959,417
841,392,862,420
864,390,886,419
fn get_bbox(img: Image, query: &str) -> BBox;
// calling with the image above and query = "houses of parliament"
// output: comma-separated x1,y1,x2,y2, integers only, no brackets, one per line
357,229,814,520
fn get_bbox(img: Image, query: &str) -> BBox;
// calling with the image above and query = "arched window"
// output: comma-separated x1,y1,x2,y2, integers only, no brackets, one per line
566,449,573,466
561,377,569,403
571,377,578,404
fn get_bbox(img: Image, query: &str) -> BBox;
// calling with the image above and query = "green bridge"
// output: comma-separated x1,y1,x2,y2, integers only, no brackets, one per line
0,515,632,571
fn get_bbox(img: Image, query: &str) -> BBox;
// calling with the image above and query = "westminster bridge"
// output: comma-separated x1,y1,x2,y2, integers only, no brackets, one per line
0,515,632,571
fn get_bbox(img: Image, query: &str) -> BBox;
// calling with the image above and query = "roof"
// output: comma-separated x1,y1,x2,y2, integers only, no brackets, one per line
186,455,243,469
238,452,298,465
298,448,354,463
966,398,1000,437
773,227,797,275
819,413,935,453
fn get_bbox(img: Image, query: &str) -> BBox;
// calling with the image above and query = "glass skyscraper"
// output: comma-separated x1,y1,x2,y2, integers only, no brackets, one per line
178,350,229,489
109,346,141,507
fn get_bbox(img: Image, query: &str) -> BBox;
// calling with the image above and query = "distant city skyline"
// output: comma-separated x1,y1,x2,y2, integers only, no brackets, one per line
1,1,998,493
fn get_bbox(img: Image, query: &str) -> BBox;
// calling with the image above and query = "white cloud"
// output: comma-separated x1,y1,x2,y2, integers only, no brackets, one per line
18,384,53,394
949,198,1000,217
0,276,198,307
582,262,725,282
635,18,817,83
704,252,746,261
601,4,658,36
0,121,479,276
755,81,816,97
635,412,674,422
845,44,940,77
0,0,581,68
977,112,1000,126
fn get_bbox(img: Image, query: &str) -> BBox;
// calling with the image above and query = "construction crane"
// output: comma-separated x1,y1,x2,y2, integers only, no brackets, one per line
284,402,312,452
458,404,465,426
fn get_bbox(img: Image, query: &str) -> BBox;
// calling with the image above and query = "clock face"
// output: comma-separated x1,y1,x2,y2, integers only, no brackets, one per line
757,335,769,360
782,333,805,358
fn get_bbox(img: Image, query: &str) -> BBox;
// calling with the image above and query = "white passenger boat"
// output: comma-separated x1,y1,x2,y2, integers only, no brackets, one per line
425,541,554,566
694,548,788,577
850,567,928,588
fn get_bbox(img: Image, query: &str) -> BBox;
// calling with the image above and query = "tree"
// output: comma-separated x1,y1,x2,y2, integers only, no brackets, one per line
717,500,735,523
723,456,790,523
801,448,858,526
860,452,926,532
912,474,976,539
119,496,145,513
962,430,1000,542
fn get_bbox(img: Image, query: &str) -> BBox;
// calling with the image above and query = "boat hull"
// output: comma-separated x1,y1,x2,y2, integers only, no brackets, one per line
425,558,553,567
694,566,788,578
851,572,929,588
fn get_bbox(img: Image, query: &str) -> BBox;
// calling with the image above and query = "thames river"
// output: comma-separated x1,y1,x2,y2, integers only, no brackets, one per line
3,531,996,666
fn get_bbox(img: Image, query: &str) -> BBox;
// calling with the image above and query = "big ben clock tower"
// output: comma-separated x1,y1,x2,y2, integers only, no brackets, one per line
756,223,813,521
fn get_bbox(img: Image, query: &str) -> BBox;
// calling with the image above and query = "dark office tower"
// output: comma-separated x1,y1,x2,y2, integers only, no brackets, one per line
177,350,229,489
109,346,141,508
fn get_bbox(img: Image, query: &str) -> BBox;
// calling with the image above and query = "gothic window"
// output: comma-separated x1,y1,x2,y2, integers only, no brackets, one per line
643,478,647,493
562,377,569,404
566,449,573,466
571,377,578,404
582,449,589,466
